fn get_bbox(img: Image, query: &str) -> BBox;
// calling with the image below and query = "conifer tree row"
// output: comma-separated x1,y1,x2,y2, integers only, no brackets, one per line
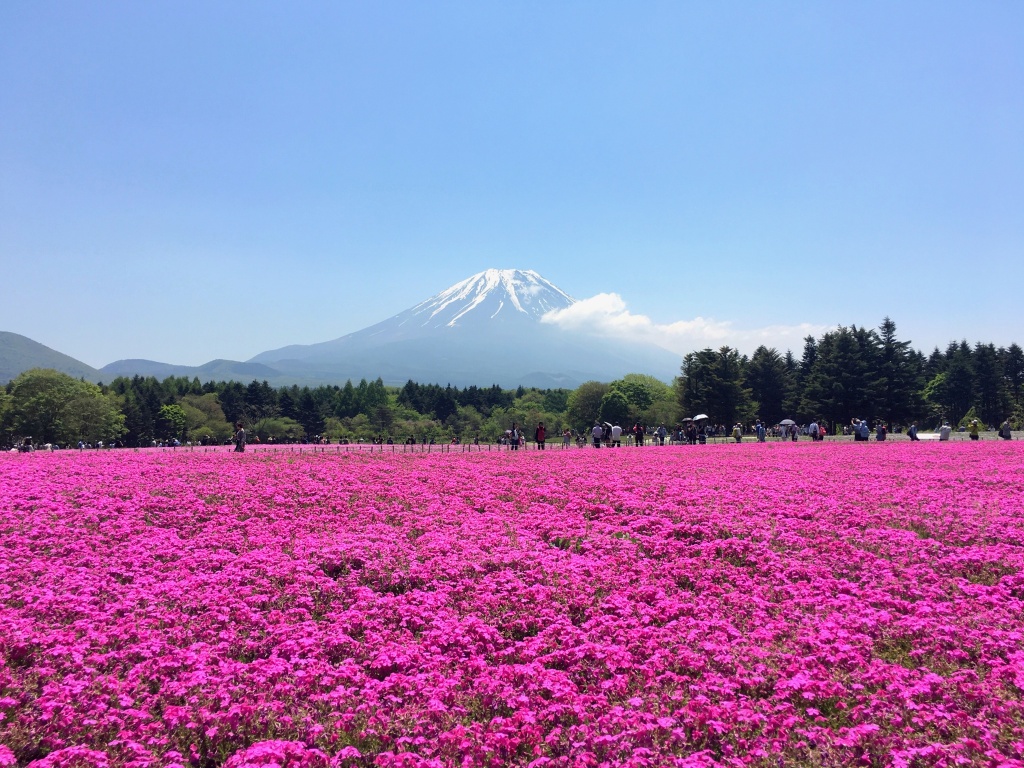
676,318,1023,430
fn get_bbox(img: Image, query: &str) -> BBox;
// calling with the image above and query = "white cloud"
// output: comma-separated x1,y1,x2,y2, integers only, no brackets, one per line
541,293,831,355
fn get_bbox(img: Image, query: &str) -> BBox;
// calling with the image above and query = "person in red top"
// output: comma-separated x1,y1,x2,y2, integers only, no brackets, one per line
632,422,645,446
535,422,546,450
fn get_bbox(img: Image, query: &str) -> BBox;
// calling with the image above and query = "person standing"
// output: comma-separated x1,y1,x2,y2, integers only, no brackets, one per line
592,422,603,448
510,422,520,451
968,419,980,441
908,423,919,441
733,423,743,443
562,428,572,449
233,422,246,453
633,422,645,447
611,422,623,447
808,419,819,442
938,421,952,441
999,419,1013,440
535,422,546,450
755,420,766,442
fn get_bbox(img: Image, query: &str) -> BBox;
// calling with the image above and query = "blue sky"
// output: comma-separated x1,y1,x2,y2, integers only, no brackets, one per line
2,2,1022,369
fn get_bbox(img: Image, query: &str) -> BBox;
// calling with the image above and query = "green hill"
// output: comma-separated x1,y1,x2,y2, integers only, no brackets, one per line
0,332,103,384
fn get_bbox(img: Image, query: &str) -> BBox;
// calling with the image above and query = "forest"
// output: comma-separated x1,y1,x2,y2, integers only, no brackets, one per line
2,318,1022,447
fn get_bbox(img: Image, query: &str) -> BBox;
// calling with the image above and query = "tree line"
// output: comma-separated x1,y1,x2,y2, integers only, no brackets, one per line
2,318,1021,448
678,318,1023,431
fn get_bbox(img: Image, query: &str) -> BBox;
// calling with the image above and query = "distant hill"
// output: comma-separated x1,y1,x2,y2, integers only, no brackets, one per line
98,359,292,384
0,331,103,384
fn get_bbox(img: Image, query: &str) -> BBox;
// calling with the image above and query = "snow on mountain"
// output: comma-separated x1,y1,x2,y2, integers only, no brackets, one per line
253,269,575,361
407,269,575,328
246,269,679,387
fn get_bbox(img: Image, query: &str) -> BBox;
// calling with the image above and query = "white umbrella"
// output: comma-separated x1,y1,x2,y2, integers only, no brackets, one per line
692,414,709,421
779,419,796,426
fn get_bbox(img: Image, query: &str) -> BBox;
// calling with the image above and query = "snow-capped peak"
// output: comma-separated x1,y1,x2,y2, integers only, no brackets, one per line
410,269,575,328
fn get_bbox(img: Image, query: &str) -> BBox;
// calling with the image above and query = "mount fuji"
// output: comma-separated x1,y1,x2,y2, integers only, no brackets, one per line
81,270,681,388
248,269,680,388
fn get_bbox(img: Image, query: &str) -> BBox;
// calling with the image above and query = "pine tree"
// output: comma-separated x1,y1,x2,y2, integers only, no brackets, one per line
677,347,753,426
745,346,790,425
800,326,876,426
875,317,921,427
972,343,1007,426
1001,343,1024,410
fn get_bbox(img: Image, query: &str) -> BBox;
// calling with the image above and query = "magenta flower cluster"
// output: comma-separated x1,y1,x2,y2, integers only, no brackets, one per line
2,443,1023,767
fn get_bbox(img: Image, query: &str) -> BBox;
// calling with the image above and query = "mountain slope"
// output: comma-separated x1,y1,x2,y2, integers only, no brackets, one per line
0,331,103,384
8,270,682,389
250,268,680,387
252,269,576,362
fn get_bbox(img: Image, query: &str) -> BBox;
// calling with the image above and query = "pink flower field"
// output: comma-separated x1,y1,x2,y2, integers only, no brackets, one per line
2,444,1024,768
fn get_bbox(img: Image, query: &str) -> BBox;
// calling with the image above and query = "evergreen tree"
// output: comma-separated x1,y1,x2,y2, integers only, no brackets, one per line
924,347,945,380
244,380,279,422
356,378,389,418
677,349,717,420
331,381,353,418
790,336,818,417
800,326,876,426
745,346,790,425
1001,343,1024,410
972,343,1007,426
925,342,974,425
782,349,799,416
677,347,754,426
278,389,298,420
120,390,153,446
428,385,458,422
875,317,921,427
219,382,246,424
297,389,326,438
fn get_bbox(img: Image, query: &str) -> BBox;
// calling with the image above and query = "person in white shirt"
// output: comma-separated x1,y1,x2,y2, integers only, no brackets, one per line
611,423,622,447
938,422,952,441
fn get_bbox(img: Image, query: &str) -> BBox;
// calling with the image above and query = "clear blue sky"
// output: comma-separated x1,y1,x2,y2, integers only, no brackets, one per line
2,2,1021,368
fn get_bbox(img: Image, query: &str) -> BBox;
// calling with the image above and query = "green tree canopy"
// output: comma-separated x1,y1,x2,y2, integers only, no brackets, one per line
156,403,187,441
566,381,609,431
5,368,125,445
598,388,631,426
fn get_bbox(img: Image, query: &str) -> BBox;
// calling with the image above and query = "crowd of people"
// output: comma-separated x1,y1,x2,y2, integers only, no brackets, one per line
6,416,1017,453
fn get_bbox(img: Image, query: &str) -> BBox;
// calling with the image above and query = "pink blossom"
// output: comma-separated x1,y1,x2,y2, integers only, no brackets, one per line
1,443,1023,765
